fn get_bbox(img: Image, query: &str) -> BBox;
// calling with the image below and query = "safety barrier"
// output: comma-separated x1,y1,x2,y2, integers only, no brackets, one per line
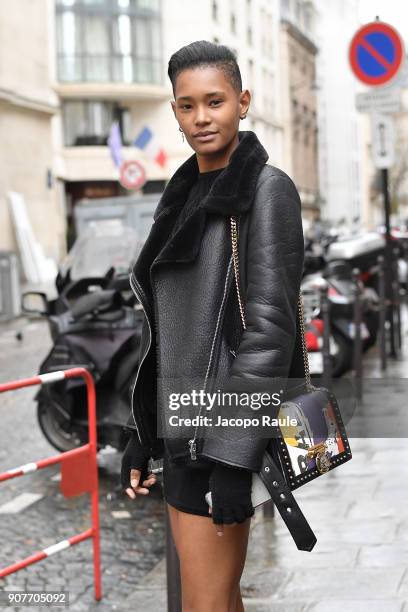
0,368,102,601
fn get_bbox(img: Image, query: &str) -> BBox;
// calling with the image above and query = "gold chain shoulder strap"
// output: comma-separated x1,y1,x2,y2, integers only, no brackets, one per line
230,215,313,390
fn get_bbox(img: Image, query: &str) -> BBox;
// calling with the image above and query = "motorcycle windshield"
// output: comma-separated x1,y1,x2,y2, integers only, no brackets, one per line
60,221,142,281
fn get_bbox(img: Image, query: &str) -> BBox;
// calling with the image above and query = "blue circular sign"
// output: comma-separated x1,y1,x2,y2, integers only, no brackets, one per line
349,22,404,86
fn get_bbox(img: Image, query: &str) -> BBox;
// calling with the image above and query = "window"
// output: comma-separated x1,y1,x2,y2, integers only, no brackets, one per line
268,72,275,116
304,3,313,34
247,26,252,45
295,0,302,25
260,7,266,54
248,58,254,91
230,12,236,34
267,13,273,58
246,0,252,44
56,0,162,83
282,0,290,17
62,100,131,146
292,98,301,124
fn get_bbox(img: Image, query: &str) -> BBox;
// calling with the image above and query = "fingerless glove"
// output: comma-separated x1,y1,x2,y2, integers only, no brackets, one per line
120,431,149,491
209,462,255,525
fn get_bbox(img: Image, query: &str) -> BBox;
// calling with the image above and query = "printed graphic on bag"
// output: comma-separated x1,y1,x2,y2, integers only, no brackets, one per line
278,391,346,477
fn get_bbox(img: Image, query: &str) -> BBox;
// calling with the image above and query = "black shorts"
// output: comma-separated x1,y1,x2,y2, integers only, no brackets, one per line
162,450,214,517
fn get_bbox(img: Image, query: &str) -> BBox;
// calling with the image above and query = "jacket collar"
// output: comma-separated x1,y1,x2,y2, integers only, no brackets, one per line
153,130,269,220
132,130,268,308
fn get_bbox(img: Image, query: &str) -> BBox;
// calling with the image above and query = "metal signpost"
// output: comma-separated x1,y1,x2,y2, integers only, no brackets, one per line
350,18,405,358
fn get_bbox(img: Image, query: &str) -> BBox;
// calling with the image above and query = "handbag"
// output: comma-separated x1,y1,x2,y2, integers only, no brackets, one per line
229,215,353,550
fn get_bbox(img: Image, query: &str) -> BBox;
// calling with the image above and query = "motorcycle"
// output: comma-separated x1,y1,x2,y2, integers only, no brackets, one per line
301,258,380,378
22,222,144,453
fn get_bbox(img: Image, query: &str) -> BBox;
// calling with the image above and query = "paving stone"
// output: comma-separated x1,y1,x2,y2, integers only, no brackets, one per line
357,438,408,451
245,521,359,569
346,499,402,520
311,518,396,544
396,568,408,597
357,545,408,568
373,484,408,500
130,558,166,591
371,450,408,464
306,600,404,612
244,601,307,612
124,589,167,610
240,567,291,599
278,568,404,600
3,309,408,610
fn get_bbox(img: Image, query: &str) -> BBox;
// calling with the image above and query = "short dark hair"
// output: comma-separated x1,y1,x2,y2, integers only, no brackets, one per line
168,40,242,97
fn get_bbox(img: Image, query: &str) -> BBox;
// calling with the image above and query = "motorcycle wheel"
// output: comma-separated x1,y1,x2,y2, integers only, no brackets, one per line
37,399,84,453
331,331,353,377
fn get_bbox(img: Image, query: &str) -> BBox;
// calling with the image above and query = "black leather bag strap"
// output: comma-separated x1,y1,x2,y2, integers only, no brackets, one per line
259,450,317,551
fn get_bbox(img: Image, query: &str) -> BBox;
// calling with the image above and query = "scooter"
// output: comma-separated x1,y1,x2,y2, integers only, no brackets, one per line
22,280,143,453
301,259,380,377
21,222,144,453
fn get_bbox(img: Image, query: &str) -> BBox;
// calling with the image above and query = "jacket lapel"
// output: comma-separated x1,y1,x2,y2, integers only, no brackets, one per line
132,130,269,305
153,129,269,222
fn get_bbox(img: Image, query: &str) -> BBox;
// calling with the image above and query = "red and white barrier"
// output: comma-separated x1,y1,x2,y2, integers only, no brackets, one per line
0,368,102,601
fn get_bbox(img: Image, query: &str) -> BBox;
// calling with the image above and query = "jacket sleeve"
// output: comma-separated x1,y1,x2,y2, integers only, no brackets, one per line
201,171,305,472
124,314,149,433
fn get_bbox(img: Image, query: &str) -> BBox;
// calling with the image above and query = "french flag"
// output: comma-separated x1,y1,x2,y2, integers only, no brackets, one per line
133,126,167,168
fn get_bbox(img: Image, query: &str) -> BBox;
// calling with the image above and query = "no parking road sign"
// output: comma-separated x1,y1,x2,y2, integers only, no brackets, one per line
349,21,404,86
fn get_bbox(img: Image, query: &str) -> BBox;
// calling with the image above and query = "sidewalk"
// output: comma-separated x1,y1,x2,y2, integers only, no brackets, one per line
124,309,408,612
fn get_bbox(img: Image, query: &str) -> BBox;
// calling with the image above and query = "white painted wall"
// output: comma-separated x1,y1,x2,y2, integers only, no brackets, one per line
0,0,63,263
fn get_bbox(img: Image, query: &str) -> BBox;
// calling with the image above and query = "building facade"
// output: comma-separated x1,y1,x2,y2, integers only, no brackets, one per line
2,0,286,268
54,0,284,249
0,0,63,262
280,0,319,219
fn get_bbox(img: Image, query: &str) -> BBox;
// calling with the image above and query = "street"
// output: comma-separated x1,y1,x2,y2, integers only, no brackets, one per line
0,318,165,610
2,1,408,610
1,312,408,610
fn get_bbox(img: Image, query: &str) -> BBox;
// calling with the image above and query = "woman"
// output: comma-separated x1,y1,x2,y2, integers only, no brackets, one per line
121,41,304,611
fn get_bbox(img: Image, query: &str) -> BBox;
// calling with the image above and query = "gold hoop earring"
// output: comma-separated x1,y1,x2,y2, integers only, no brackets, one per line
179,126,184,142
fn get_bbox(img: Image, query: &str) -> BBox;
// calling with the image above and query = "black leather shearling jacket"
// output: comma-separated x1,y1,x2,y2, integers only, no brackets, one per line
124,130,305,472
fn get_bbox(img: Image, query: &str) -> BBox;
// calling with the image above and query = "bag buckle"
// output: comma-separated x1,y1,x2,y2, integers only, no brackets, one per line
306,442,331,474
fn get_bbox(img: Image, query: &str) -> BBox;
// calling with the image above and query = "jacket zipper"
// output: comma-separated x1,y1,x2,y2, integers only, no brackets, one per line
188,254,234,460
129,271,153,448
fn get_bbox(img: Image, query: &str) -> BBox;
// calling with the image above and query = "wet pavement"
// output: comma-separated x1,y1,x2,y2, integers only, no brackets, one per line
1,311,408,610
125,306,408,612
0,317,165,611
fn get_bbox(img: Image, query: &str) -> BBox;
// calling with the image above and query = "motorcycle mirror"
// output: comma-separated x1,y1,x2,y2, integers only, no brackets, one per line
21,291,49,316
